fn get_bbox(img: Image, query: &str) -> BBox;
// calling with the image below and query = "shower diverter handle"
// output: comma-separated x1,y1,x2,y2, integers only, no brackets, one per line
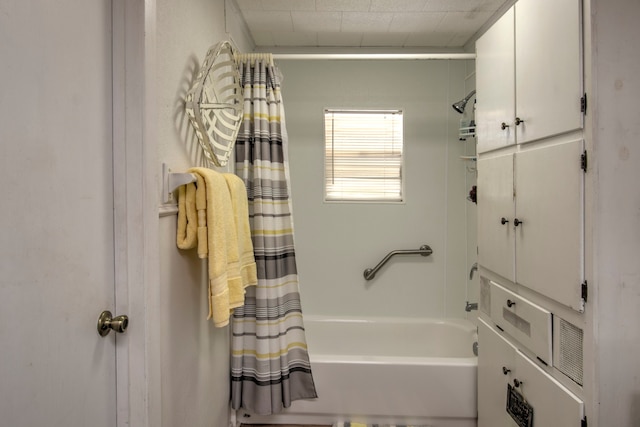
363,244,433,280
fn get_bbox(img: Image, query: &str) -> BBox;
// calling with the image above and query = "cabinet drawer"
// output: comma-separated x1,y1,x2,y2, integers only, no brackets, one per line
511,349,584,427
489,281,553,365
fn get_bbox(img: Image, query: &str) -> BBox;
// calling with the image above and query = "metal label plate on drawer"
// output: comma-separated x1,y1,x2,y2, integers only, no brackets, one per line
506,384,533,427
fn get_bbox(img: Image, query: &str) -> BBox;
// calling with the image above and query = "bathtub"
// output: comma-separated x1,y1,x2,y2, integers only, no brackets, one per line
237,316,478,427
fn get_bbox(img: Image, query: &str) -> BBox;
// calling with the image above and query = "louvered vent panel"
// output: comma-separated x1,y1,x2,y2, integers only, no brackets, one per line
558,318,584,385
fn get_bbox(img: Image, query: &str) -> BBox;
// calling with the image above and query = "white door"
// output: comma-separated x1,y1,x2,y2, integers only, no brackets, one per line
477,319,518,427
477,154,515,282
0,1,118,426
515,140,584,311
475,6,515,154
514,349,584,426
515,0,583,144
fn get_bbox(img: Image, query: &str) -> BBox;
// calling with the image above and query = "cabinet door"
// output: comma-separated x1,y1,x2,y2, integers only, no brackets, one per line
478,319,518,427
515,0,583,144
476,6,515,154
478,154,515,282
514,350,584,426
515,140,584,310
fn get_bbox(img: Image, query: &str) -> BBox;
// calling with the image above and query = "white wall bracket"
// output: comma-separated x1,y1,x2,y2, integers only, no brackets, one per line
161,163,197,204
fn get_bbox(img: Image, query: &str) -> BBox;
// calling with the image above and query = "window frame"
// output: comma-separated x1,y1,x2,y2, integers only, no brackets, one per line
323,108,406,204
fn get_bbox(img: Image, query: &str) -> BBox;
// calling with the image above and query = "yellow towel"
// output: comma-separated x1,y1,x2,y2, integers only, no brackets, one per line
192,172,209,258
174,173,207,255
176,182,197,250
223,173,257,309
176,167,241,327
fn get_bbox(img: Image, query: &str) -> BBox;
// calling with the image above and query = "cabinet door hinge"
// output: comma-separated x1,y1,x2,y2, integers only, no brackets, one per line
582,416,588,427
581,151,588,172
581,93,588,114
581,281,588,303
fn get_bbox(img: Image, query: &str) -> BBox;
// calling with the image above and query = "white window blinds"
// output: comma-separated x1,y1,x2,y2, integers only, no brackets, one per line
324,109,404,202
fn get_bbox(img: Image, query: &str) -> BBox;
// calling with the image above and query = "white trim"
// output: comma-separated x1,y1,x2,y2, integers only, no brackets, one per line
323,109,405,203
111,1,128,424
112,0,161,426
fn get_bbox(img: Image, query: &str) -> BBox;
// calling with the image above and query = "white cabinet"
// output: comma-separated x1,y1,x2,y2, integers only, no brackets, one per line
515,141,585,310
479,319,585,427
477,154,515,282
476,7,515,153
476,0,583,153
478,319,517,427
476,0,588,423
489,281,553,365
515,0,583,145
514,350,585,427
477,139,584,311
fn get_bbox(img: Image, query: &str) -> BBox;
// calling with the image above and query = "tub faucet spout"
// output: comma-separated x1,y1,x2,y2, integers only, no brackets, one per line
469,262,478,280
465,301,478,312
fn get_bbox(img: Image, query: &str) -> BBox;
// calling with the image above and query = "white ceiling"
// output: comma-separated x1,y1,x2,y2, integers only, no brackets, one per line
235,0,509,50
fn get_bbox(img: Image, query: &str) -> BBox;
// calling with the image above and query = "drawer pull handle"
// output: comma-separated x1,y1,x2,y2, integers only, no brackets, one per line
501,122,510,130
515,117,525,126
514,218,523,227
502,366,511,375
501,217,509,225
507,299,516,308
513,378,522,388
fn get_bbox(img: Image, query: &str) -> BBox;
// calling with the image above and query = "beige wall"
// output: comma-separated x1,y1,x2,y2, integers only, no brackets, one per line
155,0,251,426
278,59,474,319
590,0,640,425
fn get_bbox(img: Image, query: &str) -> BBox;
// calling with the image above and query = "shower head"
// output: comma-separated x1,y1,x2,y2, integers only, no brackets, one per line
452,90,476,114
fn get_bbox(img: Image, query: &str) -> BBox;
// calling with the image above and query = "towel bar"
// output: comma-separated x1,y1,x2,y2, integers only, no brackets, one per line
162,163,197,204
363,244,433,280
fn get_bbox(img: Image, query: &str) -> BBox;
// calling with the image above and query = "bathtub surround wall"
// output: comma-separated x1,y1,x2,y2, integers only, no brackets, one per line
156,0,251,426
462,59,479,318
278,59,470,319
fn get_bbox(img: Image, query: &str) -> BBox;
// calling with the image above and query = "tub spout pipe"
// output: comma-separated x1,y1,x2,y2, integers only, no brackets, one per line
469,262,478,280
465,302,478,312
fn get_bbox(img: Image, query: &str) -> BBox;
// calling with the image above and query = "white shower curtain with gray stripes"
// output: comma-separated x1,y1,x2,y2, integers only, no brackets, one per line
231,58,317,415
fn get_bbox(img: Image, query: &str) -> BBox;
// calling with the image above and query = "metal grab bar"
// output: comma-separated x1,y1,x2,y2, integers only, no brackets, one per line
363,244,433,280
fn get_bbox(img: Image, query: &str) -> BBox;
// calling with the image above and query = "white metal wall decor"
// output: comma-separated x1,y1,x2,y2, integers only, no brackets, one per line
185,41,244,167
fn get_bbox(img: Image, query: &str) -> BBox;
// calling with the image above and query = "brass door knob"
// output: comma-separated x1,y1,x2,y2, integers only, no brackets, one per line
97,310,129,337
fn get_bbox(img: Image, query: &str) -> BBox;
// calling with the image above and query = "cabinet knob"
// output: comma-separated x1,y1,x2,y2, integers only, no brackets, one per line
513,378,522,388
501,122,509,130
514,218,523,227
515,117,525,126
501,217,509,225
502,366,511,375
507,299,516,308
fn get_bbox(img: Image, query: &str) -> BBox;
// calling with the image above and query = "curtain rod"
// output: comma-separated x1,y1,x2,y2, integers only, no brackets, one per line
271,53,476,60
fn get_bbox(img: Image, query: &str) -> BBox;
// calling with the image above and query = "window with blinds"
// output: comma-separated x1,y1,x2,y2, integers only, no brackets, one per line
324,109,404,202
